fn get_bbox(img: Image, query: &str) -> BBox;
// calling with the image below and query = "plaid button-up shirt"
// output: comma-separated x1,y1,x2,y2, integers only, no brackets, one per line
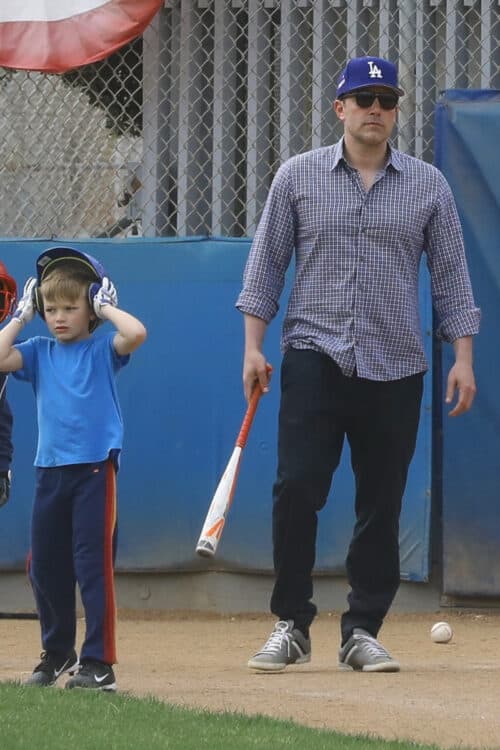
236,139,480,380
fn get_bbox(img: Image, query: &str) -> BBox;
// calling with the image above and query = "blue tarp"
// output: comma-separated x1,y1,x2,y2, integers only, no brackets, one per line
435,90,500,596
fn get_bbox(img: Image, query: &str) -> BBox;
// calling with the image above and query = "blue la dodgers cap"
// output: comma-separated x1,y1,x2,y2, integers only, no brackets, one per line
336,56,405,99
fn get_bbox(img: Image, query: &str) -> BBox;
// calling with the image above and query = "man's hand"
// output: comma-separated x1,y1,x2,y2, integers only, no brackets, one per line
445,361,476,417
13,277,37,325
243,351,272,402
92,277,118,319
0,472,11,508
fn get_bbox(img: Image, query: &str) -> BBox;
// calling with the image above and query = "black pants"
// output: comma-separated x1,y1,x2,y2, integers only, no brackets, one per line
270,348,424,644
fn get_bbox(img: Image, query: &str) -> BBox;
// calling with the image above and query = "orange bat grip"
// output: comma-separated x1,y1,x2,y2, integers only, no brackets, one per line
235,366,272,449
235,387,262,449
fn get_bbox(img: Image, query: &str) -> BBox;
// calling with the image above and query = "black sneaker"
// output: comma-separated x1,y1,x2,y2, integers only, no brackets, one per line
65,659,116,691
25,650,79,686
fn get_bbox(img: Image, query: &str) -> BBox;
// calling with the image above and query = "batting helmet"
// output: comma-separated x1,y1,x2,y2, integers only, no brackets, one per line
34,246,107,332
0,261,17,324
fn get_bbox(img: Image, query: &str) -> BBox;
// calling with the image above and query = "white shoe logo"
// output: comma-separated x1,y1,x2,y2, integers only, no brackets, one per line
54,660,74,678
94,673,109,683
367,61,383,79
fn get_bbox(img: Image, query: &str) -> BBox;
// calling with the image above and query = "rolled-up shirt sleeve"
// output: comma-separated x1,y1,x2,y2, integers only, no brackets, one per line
425,175,481,342
236,164,295,322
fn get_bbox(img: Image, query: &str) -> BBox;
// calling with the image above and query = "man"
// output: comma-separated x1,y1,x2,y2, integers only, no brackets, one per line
236,56,480,673
0,261,17,508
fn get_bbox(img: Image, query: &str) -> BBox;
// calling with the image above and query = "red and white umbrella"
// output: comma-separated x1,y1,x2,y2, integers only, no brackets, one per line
0,1,163,73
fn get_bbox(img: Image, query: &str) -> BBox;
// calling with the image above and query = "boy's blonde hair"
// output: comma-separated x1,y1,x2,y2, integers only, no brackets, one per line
40,263,94,307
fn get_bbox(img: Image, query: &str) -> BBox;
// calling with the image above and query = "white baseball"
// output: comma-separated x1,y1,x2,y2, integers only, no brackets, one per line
430,621,453,643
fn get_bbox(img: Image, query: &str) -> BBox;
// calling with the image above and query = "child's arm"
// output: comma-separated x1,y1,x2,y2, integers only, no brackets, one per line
101,305,147,356
0,278,36,372
92,277,146,356
0,319,24,371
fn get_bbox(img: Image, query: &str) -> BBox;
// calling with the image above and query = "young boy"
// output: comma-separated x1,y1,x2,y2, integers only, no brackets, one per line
0,261,17,507
0,246,146,691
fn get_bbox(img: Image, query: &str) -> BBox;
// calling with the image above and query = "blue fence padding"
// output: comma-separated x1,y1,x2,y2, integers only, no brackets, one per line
435,90,500,595
0,237,431,579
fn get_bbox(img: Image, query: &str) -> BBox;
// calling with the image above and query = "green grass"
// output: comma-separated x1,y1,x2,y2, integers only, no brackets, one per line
0,682,464,750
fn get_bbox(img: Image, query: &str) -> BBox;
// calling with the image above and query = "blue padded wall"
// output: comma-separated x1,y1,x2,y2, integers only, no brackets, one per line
0,237,431,579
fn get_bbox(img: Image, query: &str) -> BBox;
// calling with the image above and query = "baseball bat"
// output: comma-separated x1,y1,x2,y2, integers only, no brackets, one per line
196,377,268,558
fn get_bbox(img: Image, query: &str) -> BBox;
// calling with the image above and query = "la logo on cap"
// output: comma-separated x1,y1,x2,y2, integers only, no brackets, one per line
367,61,383,79
335,56,404,99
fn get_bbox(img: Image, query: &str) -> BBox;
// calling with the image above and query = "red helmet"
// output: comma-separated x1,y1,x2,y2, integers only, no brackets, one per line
0,261,17,323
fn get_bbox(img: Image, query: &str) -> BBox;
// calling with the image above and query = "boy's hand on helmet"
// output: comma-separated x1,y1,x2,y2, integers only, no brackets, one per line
92,277,118,319
13,277,37,325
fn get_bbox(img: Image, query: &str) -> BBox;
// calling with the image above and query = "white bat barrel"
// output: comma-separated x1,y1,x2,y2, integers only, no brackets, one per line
195,447,242,557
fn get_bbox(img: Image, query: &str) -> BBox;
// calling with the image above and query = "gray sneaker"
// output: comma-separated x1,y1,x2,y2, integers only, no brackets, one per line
338,628,400,672
247,620,311,672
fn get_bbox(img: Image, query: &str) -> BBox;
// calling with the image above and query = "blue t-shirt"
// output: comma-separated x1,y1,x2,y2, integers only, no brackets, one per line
13,332,129,467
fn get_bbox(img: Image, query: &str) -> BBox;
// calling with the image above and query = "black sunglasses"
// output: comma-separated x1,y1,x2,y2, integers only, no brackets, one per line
344,90,399,110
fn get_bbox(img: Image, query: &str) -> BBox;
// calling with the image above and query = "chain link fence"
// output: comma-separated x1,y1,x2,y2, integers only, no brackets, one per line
1,0,499,239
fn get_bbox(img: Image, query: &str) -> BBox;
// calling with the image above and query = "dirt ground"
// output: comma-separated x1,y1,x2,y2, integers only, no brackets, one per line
1,610,500,749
